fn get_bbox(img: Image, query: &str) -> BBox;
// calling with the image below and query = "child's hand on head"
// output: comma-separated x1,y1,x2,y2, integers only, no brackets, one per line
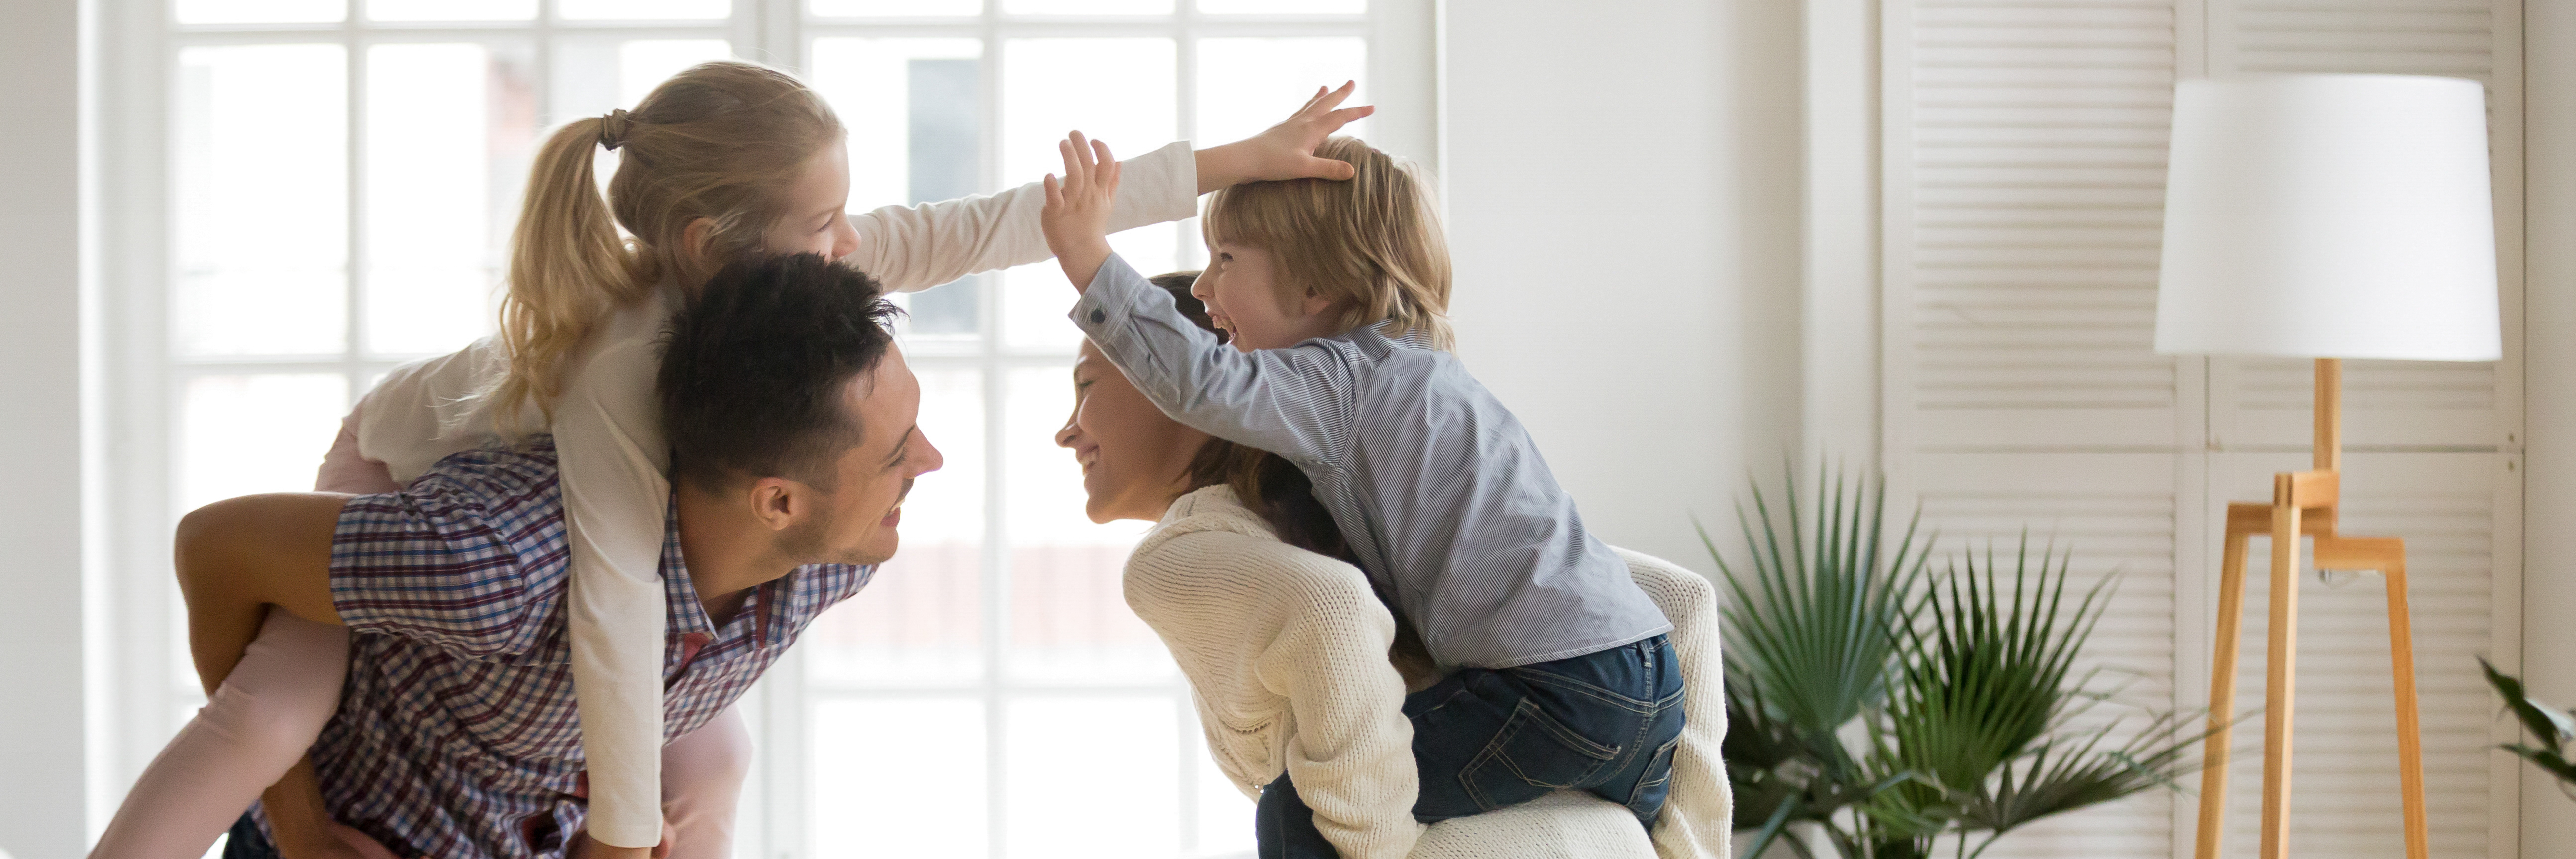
1042,130,1121,291
1195,81,1376,193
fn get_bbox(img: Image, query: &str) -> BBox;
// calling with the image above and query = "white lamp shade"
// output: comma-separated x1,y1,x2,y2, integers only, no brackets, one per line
2153,74,2500,361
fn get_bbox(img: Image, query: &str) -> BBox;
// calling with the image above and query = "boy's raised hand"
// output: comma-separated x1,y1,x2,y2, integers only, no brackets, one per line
1042,130,1121,292
1194,80,1376,193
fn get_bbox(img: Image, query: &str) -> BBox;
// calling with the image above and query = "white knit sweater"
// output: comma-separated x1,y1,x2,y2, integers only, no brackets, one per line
1125,486,1732,859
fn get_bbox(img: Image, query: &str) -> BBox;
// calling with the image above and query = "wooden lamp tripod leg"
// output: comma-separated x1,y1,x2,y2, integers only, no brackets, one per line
2258,480,2302,859
2381,547,2431,859
2195,506,2262,859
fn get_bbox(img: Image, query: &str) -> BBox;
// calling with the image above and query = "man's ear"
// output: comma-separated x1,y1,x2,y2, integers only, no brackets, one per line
747,477,800,532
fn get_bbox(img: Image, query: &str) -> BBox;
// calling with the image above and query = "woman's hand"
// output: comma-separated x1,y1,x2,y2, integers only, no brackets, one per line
1194,81,1376,194
1042,130,1123,291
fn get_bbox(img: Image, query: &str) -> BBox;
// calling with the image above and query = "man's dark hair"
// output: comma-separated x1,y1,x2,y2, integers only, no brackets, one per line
660,252,904,490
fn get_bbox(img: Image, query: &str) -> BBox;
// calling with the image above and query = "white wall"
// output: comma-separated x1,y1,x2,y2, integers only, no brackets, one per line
2520,0,2576,853
1441,0,1806,571
0,0,93,855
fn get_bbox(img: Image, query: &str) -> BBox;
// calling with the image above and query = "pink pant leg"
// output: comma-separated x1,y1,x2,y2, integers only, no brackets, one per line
660,707,752,859
315,407,401,495
90,610,350,859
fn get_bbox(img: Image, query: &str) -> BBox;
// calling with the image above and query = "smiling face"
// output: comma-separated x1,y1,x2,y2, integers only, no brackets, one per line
1193,240,1343,351
769,346,941,565
1057,340,1212,523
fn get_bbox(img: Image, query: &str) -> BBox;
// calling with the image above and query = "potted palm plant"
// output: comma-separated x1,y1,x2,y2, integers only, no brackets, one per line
1711,469,2209,859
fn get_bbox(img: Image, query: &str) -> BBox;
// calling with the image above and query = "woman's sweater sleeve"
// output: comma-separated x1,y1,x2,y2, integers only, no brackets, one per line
844,140,1198,293
1130,527,1423,859
1252,550,1425,859
549,300,680,849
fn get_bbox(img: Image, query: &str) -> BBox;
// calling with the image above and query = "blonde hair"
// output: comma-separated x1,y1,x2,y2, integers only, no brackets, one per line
1202,137,1454,349
491,59,843,428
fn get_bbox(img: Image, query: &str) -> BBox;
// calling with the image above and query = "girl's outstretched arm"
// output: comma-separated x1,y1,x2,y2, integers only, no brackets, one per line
844,85,1371,295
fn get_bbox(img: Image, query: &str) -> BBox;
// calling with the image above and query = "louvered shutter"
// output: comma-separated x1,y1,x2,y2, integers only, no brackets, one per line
1879,0,2522,857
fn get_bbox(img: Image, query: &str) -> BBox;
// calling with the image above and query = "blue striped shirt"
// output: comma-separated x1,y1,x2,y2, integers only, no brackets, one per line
1072,253,1670,669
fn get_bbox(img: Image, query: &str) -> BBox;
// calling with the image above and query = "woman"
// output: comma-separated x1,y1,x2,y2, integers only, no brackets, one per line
1055,275,1733,859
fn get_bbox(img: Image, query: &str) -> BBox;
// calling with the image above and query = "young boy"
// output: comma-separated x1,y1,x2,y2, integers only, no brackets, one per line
1038,120,1685,859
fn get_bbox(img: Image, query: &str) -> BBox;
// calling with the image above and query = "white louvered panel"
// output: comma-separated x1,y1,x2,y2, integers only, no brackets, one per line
2218,358,2496,448
2208,453,2497,859
2210,0,2506,449
1912,452,2180,859
1905,0,2181,451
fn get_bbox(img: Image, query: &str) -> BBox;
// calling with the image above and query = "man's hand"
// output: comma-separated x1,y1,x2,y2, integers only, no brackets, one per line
1042,130,1122,291
1193,81,1376,193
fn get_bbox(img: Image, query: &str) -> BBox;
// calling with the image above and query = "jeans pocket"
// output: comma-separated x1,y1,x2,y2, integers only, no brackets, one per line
1462,698,1623,809
1624,734,1684,821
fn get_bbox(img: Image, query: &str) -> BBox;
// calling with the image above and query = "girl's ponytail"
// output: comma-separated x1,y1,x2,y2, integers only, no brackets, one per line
490,115,652,429
482,60,841,431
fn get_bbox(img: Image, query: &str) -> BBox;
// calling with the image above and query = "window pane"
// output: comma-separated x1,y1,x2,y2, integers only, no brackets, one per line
1004,697,1179,859
176,45,348,357
1001,367,1167,682
999,222,1179,349
811,38,987,338
557,0,727,19
178,374,349,511
1198,0,1364,12
813,698,989,858
366,43,534,357
367,0,533,20
999,37,1176,348
1003,0,1172,14
176,0,344,24
551,38,734,123
811,0,979,16
807,368,986,686
1196,38,1367,145
1000,38,1173,197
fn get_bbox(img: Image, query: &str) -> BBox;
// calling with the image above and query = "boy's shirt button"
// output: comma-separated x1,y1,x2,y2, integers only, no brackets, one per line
1089,309,1106,324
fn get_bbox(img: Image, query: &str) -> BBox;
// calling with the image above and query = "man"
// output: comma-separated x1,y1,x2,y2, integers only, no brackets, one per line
173,253,939,859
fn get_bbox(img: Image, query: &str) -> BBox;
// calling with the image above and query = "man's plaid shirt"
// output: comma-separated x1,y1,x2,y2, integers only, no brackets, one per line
273,438,871,859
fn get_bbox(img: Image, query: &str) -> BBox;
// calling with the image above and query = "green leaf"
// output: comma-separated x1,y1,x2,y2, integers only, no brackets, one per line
2483,657,2574,755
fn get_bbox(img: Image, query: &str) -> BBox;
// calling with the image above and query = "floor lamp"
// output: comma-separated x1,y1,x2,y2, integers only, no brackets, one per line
2154,75,2501,859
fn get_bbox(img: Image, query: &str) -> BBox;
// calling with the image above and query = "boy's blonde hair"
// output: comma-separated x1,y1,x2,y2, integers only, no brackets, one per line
491,59,842,428
1202,137,1454,349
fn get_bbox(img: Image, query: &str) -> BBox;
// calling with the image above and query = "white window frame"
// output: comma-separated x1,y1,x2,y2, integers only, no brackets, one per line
96,0,1436,856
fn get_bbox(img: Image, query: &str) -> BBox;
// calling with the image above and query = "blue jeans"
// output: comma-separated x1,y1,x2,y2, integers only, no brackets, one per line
222,813,283,859
1256,635,1686,859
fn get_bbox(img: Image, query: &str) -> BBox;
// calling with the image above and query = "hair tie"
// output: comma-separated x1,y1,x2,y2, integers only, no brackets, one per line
599,108,635,151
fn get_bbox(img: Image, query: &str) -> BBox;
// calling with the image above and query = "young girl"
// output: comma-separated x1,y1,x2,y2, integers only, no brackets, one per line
1039,131,1688,858
95,61,1373,859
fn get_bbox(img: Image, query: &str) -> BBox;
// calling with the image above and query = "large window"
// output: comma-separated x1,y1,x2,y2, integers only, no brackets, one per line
112,1,1430,857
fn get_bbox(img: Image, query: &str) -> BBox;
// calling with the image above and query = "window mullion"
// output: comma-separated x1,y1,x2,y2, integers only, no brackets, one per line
975,3,1013,856
344,16,367,405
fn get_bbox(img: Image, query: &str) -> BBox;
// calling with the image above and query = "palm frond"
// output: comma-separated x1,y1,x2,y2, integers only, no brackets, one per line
2481,657,2576,800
